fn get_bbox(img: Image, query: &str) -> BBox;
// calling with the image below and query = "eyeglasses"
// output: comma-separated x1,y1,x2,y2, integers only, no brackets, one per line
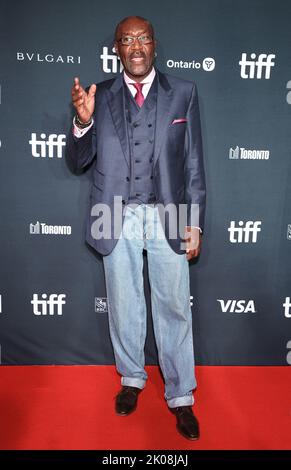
117,35,153,46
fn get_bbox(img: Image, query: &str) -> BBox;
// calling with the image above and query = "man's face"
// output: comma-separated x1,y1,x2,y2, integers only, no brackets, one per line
114,18,156,81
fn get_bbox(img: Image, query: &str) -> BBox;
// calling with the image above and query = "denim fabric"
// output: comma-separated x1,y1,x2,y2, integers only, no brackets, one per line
103,203,196,407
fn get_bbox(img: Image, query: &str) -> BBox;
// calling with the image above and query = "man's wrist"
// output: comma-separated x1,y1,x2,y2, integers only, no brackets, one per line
185,226,203,234
75,114,93,129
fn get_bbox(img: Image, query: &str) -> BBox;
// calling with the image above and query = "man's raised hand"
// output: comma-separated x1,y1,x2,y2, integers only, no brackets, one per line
71,77,96,124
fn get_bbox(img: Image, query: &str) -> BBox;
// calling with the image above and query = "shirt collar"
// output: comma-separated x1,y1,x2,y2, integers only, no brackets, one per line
123,67,156,86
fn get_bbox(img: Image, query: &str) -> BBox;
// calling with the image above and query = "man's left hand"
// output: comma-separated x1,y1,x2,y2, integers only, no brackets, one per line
184,227,202,260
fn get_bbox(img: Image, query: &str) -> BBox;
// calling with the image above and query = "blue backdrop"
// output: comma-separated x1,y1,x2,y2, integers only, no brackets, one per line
0,0,290,365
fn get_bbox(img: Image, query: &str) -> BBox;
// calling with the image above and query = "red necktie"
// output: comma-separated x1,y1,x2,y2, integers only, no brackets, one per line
132,82,145,107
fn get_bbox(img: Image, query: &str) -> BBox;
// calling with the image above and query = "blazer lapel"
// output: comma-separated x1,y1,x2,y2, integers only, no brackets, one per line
106,75,130,168
106,70,173,169
153,70,174,167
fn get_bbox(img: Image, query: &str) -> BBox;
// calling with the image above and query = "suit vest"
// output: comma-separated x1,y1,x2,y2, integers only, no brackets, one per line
123,76,158,205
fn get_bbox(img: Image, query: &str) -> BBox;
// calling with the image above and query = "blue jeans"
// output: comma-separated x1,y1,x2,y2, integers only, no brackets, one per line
103,203,196,408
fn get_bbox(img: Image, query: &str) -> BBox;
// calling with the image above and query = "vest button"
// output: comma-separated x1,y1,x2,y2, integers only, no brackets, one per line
126,177,130,181
135,176,141,180
135,159,141,163
148,124,152,127
122,199,126,204
134,142,140,146
150,176,153,179
149,157,153,163
136,193,141,196
149,139,153,144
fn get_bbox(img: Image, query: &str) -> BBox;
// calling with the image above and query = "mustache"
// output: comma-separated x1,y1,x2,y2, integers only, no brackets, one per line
129,52,146,60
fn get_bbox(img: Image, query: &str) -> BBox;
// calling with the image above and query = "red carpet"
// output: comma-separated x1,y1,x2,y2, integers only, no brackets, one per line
0,365,289,450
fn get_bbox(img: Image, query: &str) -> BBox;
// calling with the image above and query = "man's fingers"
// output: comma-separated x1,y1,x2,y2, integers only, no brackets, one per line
72,94,84,105
71,77,95,121
72,77,85,95
88,83,97,98
186,248,200,261
186,251,194,260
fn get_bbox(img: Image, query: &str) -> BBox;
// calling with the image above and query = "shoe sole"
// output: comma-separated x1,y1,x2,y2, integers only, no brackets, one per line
115,405,137,416
176,425,200,441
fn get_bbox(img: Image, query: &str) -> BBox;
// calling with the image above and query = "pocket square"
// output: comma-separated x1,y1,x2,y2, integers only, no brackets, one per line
172,118,187,124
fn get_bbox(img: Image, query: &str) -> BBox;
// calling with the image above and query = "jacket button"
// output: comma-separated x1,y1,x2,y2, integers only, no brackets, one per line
149,157,153,163
122,199,126,204
148,124,152,127
135,176,141,180
150,175,153,179
126,177,130,181
134,142,140,146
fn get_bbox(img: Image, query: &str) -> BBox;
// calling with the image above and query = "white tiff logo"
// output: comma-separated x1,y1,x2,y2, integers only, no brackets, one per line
31,294,66,315
283,297,291,318
100,47,123,73
239,53,275,79
228,221,262,243
29,133,66,158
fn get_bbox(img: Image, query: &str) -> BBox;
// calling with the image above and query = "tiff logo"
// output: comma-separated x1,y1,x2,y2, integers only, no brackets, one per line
228,221,262,243
31,294,66,315
100,46,123,73
29,133,66,158
283,297,291,318
239,53,275,79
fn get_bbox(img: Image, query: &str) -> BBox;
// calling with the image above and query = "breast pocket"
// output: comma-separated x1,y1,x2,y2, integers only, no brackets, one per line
169,121,187,141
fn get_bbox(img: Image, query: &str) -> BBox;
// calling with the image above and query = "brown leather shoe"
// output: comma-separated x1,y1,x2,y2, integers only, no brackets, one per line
170,406,200,440
115,386,142,416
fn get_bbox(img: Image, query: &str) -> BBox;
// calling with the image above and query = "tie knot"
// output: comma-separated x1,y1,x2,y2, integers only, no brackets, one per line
132,82,144,94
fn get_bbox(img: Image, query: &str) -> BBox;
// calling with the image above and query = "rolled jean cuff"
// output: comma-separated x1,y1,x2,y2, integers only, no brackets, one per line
167,394,194,408
121,376,146,390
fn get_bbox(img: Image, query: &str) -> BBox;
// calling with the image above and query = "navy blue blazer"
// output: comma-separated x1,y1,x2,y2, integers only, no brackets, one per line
68,69,206,255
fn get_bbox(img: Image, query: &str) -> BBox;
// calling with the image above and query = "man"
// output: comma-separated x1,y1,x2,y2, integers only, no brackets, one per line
68,16,206,441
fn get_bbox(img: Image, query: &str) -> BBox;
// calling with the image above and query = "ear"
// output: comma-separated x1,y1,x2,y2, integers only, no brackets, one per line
113,42,119,56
